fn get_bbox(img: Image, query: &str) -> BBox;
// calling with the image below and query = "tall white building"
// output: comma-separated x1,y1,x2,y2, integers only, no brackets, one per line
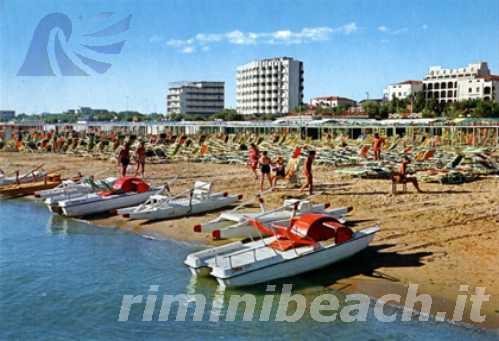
422,62,498,103
384,80,423,100
167,81,224,116
236,57,304,115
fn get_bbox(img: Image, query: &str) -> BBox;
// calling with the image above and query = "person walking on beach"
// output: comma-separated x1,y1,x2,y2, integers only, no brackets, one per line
135,141,146,177
391,156,423,194
117,143,131,177
372,133,384,160
300,150,316,195
248,143,260,179
259,151,272,192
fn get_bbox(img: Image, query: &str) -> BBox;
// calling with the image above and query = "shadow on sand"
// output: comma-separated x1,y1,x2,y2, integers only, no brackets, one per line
235,243,433,294
295,243,431,288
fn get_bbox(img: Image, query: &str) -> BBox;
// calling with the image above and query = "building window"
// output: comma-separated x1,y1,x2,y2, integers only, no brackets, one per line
468,88,472,93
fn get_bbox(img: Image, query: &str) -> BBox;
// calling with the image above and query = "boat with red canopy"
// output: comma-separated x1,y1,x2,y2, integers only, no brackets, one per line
54,177,163,217
185,211,379,287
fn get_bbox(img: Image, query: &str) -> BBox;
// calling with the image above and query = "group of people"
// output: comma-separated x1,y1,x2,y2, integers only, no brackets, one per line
248,143,316,194
117,141,146,177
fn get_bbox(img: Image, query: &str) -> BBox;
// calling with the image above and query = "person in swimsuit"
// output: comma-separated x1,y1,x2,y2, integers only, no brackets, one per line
372,133,385,160
271,156,286,189
300,150,316,195
117,143,130,177
248,143,260,179
391,157,423,194
259,151,272,192
135,141,146,177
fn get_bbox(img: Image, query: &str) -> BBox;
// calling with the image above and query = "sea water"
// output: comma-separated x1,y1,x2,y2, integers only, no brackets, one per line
1,199,497,340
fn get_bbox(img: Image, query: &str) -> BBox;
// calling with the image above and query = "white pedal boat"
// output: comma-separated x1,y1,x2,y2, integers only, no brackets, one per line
118,181,242,221
53,177,162,217
42,177,117,212
185,212,379,287
37,176,115,199
194,198,351,240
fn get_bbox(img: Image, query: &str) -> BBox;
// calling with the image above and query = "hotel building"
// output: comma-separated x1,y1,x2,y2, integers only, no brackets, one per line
167,81,224,116
384,80,423,100
422,62,498,103
236,57,304,115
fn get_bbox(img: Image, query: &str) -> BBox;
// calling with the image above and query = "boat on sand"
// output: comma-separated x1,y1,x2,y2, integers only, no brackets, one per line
0,174,62,198
185,211,379,287
194,197,352,240
53,177,163,217
118,181,242,221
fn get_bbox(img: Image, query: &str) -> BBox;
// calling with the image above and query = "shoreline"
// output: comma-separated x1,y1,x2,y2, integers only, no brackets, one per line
2,151,498,329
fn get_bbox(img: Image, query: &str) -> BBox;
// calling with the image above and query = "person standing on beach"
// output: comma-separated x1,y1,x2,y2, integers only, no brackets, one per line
259,151,272,192
248,143,260,179
117,143,131,177
300,150,316,195
372,133,384,160
135,141,146,177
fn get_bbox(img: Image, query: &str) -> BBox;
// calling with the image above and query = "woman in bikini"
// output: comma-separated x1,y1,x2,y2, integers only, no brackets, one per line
134,141,146,177
259,151,272,192
248,143,260,179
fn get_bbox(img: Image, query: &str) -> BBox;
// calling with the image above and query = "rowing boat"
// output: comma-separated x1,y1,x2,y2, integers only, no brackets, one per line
0,174,62,198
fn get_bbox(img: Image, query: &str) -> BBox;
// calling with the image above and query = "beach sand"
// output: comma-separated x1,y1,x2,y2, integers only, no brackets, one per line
2,151,498,328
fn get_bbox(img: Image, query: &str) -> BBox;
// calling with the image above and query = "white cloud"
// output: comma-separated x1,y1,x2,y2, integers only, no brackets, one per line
166,23,357,52
149,35,163,43
181,46,195,54
337,22,358,34
377,25,408,35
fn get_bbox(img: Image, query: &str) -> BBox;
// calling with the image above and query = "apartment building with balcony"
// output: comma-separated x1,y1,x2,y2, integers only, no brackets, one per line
236,57,304,115
384,80,423,100
167,81,224,116
422,62,498,103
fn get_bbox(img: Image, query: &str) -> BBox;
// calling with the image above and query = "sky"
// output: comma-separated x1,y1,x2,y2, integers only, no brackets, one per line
1,0,498,114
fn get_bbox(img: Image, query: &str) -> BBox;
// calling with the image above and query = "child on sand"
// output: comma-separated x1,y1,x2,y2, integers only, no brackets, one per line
135,141,146,177
259,151,272,192
300,150,316,195
271,156,286,189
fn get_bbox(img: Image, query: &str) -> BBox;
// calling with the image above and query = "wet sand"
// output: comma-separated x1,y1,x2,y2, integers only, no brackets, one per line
2,151,498,328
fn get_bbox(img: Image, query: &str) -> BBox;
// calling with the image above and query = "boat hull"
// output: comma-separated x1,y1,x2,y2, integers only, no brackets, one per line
58,189,160,217
214,230,377,288
124,194,239,221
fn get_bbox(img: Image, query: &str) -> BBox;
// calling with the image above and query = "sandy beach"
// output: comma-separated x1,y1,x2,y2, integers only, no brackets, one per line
2,151,498,328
